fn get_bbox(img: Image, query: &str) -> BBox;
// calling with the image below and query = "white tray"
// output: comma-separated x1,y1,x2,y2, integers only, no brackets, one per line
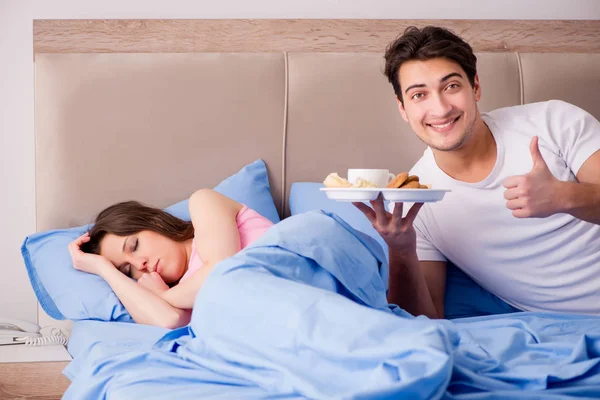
320,187,451,203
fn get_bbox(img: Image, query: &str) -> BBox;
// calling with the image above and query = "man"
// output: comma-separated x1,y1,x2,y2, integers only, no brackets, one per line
355,26,600,319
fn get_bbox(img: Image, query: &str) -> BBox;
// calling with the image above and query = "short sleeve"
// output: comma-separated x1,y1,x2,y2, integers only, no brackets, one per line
546,100,600,175
414,213,447,262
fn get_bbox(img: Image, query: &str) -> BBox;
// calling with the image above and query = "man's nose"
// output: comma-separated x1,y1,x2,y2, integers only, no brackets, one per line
431,94,452,116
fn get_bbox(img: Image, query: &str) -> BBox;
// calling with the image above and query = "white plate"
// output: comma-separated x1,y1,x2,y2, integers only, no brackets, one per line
320,187,451,203
380,188,451,203
319,188,381,202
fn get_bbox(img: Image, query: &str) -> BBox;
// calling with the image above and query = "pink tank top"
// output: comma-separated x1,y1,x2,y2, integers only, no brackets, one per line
179,205,274,282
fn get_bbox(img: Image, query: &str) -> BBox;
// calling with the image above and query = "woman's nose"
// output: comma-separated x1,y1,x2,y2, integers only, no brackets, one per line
132,258,148,271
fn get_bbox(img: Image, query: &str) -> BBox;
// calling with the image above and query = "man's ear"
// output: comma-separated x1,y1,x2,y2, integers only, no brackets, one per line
473,74,482,102
396,96,409,122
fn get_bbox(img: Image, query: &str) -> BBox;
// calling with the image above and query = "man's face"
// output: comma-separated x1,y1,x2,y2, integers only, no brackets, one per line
397,57,481,152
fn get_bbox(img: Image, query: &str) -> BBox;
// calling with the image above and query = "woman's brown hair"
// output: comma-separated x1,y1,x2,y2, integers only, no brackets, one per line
81,201,194,255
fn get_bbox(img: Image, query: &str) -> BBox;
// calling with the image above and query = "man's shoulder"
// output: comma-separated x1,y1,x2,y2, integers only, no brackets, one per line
485,100,581,124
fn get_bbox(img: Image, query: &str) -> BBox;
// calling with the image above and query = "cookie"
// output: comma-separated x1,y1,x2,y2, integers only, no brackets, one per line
387,172,409,188
403,175,420,185
419,184,431,189
323,173,352,188
401,180,421,189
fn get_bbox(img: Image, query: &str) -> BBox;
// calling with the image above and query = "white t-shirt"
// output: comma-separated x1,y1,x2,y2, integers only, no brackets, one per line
400,100,600,315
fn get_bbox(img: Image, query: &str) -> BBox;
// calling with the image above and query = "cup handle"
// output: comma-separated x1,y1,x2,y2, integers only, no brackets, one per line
388,172,396,182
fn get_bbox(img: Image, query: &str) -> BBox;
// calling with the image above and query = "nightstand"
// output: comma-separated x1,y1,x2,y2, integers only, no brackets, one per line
0,344,72,399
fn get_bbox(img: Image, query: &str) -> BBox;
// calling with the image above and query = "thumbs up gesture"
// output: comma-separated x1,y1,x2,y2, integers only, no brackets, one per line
503,136,561,218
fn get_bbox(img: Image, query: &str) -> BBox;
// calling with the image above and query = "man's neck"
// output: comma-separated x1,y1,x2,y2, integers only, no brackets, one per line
432,117,496,183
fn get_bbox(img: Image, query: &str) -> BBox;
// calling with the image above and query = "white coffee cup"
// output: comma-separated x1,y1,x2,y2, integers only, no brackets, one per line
347,169,395,188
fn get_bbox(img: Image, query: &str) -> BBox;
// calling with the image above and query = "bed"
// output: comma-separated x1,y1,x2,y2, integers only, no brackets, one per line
26,19,600,399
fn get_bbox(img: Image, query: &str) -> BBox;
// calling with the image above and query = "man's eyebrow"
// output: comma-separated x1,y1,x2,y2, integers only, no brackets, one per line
404,83,426,94
440,72,464,83
404,72,464,94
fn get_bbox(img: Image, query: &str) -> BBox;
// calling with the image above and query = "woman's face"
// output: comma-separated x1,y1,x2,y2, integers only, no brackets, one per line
100,230,189,284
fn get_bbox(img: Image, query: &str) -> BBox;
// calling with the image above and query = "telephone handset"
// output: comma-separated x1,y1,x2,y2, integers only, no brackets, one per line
0,318,67,347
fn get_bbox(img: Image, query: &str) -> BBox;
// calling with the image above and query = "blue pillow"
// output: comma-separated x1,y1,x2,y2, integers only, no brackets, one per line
289,182,388,260
21,159,280,321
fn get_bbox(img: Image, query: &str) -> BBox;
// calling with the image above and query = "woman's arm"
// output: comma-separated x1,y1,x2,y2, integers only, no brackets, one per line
161,189,243,309
98,264,191,328
69,234,191,329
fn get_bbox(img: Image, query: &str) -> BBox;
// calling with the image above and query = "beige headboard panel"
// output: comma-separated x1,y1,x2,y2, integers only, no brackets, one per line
35,53,285,231
34,20,600,229
520,53,600,118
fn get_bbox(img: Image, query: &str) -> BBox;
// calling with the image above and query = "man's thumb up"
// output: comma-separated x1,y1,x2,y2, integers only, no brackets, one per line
530,136,549,171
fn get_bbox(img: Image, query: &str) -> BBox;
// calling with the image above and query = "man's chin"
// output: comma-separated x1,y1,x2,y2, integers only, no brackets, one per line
428,137,466,152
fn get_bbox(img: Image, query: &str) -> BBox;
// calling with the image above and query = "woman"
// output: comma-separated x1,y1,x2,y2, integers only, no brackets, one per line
68,189,274,328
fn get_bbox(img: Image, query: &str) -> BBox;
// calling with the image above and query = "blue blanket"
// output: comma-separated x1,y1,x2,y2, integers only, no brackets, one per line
63,211,600,399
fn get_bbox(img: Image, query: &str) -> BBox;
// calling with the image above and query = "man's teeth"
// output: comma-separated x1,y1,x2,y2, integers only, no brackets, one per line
431,120,454,128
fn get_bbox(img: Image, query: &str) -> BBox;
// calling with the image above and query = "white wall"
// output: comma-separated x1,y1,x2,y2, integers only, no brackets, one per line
1,0,599,324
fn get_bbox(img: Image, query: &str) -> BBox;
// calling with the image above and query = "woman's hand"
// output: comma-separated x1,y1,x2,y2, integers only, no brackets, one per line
137,272,170,295
68,233,114,275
